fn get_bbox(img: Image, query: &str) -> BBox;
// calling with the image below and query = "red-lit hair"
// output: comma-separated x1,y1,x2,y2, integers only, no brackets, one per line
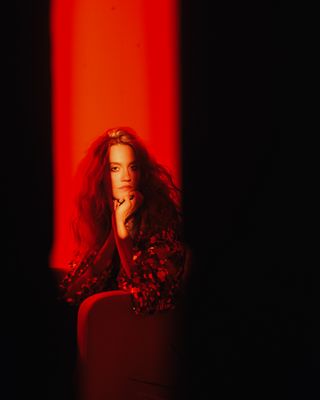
71,127,182,255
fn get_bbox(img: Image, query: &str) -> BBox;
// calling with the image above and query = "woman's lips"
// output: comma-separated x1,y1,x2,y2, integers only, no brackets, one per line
118,185,133,190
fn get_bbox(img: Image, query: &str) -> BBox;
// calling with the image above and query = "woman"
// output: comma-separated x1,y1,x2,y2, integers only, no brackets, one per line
59,127,187,315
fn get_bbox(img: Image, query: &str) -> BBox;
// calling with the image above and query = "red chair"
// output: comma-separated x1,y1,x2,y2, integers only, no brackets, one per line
76,252,191,400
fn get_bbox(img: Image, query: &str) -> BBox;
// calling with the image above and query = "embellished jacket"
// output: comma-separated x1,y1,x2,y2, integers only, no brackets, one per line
59,227,186,315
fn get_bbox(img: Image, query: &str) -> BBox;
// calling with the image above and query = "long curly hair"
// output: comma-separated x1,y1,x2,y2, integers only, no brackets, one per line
71,127,182,254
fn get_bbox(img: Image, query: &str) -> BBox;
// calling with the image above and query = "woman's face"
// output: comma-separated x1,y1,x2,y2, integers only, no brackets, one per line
109,144,140,200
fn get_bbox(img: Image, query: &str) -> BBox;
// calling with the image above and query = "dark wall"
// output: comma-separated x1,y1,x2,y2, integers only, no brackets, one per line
4,1,74,399
180,2,317,399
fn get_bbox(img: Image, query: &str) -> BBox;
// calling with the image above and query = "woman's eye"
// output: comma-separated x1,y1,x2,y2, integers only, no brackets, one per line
131,164,138,171
110,166,119,172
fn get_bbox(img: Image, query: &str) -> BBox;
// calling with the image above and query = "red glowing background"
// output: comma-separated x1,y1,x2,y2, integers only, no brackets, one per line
49,0,180,269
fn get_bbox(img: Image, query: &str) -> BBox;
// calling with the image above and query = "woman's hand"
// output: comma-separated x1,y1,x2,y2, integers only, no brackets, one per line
112,191,143,275
113,191,143,238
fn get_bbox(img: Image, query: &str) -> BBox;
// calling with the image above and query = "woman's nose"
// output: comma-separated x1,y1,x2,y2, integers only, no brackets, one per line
121,169,131,181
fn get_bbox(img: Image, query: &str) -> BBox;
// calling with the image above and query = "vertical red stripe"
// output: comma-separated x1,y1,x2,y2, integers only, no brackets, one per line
50,0,179,269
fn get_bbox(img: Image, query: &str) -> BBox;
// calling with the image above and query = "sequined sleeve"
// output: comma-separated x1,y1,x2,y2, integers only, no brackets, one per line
117,228,186,315
58,250,113,305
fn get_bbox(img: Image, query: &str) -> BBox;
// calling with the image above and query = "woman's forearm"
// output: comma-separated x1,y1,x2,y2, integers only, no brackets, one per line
93,230,116,273
61,231,116,300
66,231,115,280
114,234,133,277
111,211,134,276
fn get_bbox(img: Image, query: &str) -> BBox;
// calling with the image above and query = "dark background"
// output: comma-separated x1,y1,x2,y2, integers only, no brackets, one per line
180,2,318,399
3,1,317,399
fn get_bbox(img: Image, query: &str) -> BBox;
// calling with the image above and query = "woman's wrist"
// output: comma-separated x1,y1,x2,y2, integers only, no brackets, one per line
113,211,130,239
116,220,129,239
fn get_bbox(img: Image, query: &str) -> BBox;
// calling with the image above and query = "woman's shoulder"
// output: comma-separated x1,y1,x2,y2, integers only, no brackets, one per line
135,223,183,247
